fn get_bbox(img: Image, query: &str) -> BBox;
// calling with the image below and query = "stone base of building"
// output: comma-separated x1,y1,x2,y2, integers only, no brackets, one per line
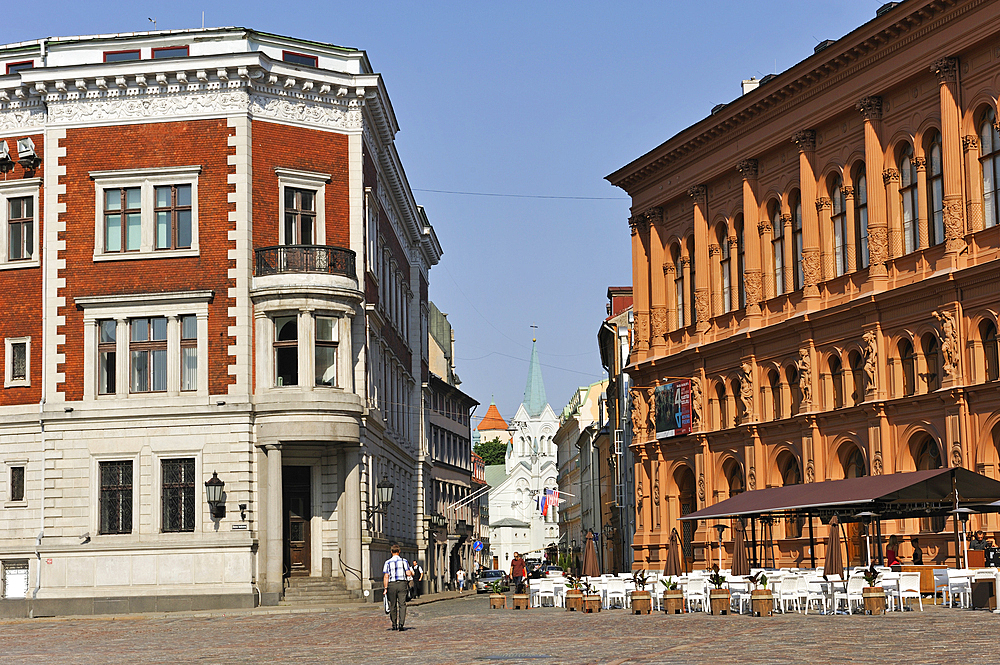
0,593,256,619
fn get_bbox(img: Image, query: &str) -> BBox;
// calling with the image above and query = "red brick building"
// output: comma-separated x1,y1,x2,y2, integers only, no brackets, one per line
0,28,440,615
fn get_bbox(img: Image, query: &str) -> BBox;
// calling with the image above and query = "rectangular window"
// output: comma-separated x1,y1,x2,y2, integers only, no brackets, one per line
104,50,141,63
99,461,133,535
181,315,197,391
161,458,195,532
10,466,24,502
315,316,337,387
130,317,167,393
10,342,26,382
283,188,315,245
8,196,32,261
152,46,188,59
105,187,142,253
274,315,298,386
5,61,32,74
2,560,28,599
154,185,192,249
98,320,117,395
282,51,318,67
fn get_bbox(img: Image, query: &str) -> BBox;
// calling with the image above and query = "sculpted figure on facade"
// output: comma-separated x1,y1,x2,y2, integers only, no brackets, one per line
796,349,812,406
645,387,656,437
934,310,959,377
738,362,754,422
690,378,703,431
863,330,878,393
630,387,649,442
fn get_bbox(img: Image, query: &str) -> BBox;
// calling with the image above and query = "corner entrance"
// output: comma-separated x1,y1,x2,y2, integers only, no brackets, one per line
283,466,312,577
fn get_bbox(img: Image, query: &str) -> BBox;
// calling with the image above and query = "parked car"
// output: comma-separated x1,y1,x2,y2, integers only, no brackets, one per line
544,565,564,577
475,569,509,594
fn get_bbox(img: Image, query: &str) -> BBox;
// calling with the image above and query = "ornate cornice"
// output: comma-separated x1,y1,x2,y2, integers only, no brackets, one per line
736,159,758,180
931,57,959,83
856,95,883,121
791,129,816,152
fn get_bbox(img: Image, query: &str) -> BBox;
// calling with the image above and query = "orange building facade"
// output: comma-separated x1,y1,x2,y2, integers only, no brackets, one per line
608,0,1000,570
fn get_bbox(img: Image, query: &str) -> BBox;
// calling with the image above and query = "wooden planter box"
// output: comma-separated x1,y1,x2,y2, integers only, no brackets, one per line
565,590,584,611
863,587,886,615
709,588,731,615
490,593,506,609
662,589,684,614
631,590,652,614
512,593,530,610
583,594,602,613
751,590,774,617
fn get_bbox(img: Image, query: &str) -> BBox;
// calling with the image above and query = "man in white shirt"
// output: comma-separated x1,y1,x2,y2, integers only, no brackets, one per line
382,544,413,631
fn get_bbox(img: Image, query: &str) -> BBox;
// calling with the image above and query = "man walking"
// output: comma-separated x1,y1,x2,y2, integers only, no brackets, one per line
382,544,413,631
510,552,526,594
456,568,466,592
411,561,423,598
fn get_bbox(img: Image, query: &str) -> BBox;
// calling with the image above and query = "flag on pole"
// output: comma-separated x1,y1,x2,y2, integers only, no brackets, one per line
541,489,550,517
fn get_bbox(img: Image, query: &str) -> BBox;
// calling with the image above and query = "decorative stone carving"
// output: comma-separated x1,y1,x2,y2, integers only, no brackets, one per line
744,270,762,307
791,129,816,152
882,168,900,185
694,290,709,323
856,95,883,121
688,185,707,201
802,249,821,287
0,101,45,132
690,379,703,432
644,206,663,226
795,349,812,407
951,446,962,468
644,387,656,436
868,225,888,267
635,312,650,351
863,330,878,394
736,159,758,179
653,482,660,506
805,460,815,484
842,186,855,199
943,196,965,246
728,235,739,250
651,307,667,339
747,468,756,491
815,197,832,213
873,453,883,476
631,387,649,442
709,244,721,257
934,310,959,377
963,135,980,152
738,362,754,422
758,220,771,236
636,479,643,516
931,57,959,83
664,263,676,276
698,473,706,502
47,89,251,125
914,156,927,172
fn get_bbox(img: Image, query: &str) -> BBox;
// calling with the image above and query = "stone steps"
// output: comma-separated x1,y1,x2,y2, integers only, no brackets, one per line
279,576,364,606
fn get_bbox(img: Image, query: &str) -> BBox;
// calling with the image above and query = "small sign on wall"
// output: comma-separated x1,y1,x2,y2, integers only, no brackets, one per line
232,524,249,530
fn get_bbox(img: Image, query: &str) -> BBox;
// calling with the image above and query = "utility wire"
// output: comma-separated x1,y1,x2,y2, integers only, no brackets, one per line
413,187,627,201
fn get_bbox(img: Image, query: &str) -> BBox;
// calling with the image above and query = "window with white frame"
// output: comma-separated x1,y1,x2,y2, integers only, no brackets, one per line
274,315,298,387
8,463,25,503
0,178,40,269
275,168,327,246
315,316,338,387
76,291,211,400
99,460,133,535
91,166,200,259
4,336,29,388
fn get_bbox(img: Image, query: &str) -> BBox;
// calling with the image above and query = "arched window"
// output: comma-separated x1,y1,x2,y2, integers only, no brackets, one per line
899,339,916,397
980,108,1000,229
830,175,847,276
927,131,944,245
915,437,945,532
900,143,919,254
829,355,844,409
981,320,999,382
735,215,745,309
715,382,728,430
779,454,803,537
674,252,685,329
922,334,940,392
849,351,865,406
769,369,782,421
771,204,784,297
854,166,869,269
844,447,866,478
791,192,804,290
717,224,731,314
786,365,801,416
724,460,744,498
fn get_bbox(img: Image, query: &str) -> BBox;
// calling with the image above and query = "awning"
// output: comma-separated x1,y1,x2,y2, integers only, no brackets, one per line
680,468,1000,522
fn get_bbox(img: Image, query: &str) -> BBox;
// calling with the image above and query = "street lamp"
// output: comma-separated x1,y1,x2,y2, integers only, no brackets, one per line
365,477,394,529
205,471,225,519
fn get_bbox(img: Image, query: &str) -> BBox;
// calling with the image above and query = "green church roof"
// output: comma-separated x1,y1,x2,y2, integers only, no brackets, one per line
522,340,548,418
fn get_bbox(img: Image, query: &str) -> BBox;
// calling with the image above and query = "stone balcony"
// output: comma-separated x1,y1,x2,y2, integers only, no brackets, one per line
251,245,360,301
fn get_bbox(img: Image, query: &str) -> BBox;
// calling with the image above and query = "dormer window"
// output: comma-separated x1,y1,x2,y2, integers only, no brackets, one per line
282,51,318,67
5,61,32,74
152,46,188,59
104,50,141,63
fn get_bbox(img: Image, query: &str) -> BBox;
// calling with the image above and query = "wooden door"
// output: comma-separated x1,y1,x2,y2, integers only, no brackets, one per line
283,466,311,576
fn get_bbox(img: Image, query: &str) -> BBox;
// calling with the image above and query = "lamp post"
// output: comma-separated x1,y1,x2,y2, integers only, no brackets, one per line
951,507,975,568
714,524,728,571
205,471,225,519
855,511,880,567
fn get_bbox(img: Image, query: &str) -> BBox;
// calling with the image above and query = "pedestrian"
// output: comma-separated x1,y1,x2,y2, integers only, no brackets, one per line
510,552,526,594
382,544,413,631
411,561,423,598
456,568,466,592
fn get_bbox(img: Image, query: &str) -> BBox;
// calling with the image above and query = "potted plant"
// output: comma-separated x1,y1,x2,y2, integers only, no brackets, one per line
512,574,530,610
660,577,684,614
749,572,773,617
630,570,652,614
861,564,886,615
564,575,584,612
582,580,602,613
488,578,506,610
707,565,730,615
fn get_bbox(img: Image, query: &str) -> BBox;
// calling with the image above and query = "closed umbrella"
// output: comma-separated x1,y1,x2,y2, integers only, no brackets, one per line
731,522,750,577
663,528,683,577
824,516,844,580
581,532,601,578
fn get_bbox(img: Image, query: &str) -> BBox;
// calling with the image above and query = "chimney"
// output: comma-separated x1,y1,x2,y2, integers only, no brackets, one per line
741,77,759,95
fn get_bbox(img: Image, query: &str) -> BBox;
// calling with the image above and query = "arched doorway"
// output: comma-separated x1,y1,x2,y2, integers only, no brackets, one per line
913,435,945,533
838,444,867,565
676,467,697,569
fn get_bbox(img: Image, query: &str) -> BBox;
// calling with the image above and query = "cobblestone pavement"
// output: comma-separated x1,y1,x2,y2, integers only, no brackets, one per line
2,593,999,665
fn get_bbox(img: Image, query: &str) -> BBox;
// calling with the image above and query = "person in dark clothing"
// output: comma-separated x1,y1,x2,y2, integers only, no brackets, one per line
970,530,991,551
911,537,923,566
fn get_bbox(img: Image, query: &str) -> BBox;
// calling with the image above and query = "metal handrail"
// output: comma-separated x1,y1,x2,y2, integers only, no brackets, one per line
254,244,356,277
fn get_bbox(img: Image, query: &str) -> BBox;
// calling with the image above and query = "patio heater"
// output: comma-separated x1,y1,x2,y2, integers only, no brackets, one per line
951,507,976,569
713,524,727,570
855,511,880,567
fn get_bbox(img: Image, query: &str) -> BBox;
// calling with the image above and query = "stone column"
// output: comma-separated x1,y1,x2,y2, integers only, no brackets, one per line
757,218,772,300
792,130,820,297
963,136,984,232
708,243,722,316
343,446,363,591
843,185,857,273
857,95,888,278
664,262,677,331
728,235,740,312
883,169,901,258
689,185,710,332
916,156,930,249
737,159,762,316
931,57,967,256
265,444,283,598
299,308,314,391
782,213,794,293
815,198,832,279
630,214,651,357
646,207,667,355
681,256,692,327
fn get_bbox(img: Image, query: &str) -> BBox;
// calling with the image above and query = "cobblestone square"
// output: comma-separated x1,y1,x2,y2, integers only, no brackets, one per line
2,594,999,664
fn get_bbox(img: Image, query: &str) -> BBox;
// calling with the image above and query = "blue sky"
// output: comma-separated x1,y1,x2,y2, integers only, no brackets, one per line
3,1,886,423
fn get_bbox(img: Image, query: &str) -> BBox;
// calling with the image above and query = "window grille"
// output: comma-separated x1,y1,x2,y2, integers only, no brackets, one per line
100,461,132,534
162,458,195,532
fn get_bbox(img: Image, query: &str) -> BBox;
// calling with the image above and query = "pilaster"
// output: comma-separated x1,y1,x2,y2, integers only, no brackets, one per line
792,130,820,298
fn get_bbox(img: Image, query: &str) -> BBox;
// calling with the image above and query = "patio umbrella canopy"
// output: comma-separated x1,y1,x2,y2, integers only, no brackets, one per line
731,522,750,576
581,532,601,577
663,528,683,577
824,516,844,580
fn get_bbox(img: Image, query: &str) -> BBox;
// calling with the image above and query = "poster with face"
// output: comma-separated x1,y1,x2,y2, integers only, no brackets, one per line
655,379,691,439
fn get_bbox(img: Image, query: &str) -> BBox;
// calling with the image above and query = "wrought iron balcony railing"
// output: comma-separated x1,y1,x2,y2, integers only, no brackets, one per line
255,244,356,277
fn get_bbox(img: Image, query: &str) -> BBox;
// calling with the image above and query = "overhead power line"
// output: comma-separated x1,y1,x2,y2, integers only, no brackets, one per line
413,187,627,201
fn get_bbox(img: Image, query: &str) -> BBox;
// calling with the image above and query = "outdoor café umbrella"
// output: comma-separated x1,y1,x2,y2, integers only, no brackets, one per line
824,515,844,580
663,528,683,577
581,532,601,578
731,522,750,577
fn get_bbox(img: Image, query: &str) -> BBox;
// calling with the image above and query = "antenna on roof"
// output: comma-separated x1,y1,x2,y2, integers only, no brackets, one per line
202,11,205,29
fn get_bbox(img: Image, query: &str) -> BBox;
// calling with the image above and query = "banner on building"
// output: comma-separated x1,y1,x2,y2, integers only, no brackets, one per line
655,379,691,439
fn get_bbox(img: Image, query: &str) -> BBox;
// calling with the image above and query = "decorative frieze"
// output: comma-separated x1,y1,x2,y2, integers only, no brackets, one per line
651,307,667,339
744,270,761,308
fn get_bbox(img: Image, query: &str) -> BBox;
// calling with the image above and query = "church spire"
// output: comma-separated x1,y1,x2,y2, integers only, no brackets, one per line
522,339,547,417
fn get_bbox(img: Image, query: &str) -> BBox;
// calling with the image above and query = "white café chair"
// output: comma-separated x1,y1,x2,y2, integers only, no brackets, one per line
684,576,708,612
727,577,751,615
833,574,866,614
933,568,950,605
552,580,566,607
605,577,628,609
947,569,972,608
802,576,830,614
895,571,923,611
777,575,801,613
